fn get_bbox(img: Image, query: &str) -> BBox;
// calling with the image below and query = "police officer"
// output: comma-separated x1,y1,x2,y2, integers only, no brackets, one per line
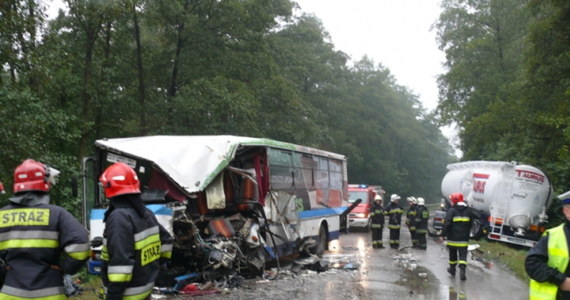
370,194,385,249
415,197,429,250
387,194,403,249
406,197,418,248
440,192,474,281
526,191,570,299
0,159,90,299
100,162,173,300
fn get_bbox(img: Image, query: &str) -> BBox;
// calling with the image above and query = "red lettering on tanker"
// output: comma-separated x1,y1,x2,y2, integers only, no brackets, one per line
473,173,490,179
473,180,486,194
472,173,489,194
516,170,544,183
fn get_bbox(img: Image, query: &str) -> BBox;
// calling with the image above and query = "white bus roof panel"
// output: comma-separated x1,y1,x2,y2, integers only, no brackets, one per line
95,135,345,194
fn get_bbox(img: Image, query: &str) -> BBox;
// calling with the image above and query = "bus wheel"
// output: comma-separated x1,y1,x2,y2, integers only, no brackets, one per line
314,224,327,257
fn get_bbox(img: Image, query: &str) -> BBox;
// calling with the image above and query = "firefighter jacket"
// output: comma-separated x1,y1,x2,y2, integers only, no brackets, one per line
414,205,429,234
102,195,173,300
370,202,385,228
441,202,473,247
406,205,417,230
526,222,570,300
0,192,90,299
387,202,403,229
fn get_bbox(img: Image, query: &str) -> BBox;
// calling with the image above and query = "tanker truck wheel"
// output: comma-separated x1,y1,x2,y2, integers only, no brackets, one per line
470,219,485,240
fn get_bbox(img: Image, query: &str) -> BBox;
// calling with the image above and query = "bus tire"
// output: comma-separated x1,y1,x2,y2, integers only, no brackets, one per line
314,224,328,257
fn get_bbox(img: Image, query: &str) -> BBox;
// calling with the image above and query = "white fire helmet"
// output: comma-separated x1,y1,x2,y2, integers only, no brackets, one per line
390,194,400,202
417,197,425,206
407,196,417,205
374,194,383,202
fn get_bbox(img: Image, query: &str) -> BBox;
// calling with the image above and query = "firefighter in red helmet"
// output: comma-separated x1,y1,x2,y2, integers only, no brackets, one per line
440,192,475,281
0,159,89,299
100,162,173,300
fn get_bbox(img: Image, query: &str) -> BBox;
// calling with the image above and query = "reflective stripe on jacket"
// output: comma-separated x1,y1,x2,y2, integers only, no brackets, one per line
387,202,403,227
441,203,473,246
529,224,569,300
102,199,173,300
0,197,89,299
370,202,385,226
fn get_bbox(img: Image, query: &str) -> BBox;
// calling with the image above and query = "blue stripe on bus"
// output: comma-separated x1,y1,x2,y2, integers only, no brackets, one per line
90,204,172,220
298,207,346,219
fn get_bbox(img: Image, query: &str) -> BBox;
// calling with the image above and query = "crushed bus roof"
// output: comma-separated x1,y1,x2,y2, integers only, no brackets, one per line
95,135,346,194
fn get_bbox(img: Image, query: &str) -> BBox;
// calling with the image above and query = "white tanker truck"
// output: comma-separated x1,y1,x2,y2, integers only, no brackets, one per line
439,161,553,247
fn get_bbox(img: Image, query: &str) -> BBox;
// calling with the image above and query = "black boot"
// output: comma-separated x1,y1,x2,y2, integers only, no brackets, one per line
460,268,466,281
447,266,456,276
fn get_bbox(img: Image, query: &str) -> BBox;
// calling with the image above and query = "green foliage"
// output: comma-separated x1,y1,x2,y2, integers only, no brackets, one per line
0,0,452,216
435,0,570,199
477,239,529,281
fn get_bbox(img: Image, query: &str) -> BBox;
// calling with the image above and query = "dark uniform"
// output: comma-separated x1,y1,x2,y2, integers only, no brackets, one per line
415,201,429,250
0,195,89,299
370,198,385,248
406,199,418,248
441,201,474,280
387,195,403,249
102,195,174,300
526,220,570,300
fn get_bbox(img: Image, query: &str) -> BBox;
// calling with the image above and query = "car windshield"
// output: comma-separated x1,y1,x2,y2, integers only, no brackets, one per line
348,191,368,203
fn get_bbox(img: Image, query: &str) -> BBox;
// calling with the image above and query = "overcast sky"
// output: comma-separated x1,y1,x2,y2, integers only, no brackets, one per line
294,0,445,112
293,1,460,154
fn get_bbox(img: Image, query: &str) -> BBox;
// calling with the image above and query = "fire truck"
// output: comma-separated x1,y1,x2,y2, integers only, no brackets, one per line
347,184,384,231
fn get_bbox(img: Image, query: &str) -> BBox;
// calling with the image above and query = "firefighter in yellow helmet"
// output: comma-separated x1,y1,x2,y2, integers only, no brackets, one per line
526,191,570,299
370,194,385,248
100,162,173,300
0,159,89,299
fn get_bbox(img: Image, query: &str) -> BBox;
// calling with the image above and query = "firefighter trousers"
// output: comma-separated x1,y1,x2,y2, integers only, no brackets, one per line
447,245,468,269
389,228,400,249
371,225,383,247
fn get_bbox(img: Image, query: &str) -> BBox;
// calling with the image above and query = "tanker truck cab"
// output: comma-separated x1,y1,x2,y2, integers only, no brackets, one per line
347,184,381,231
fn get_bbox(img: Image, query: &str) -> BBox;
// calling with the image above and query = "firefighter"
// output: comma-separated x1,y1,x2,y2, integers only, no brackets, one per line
370,194,385,248
100,162,173,300
526,191,570,300
415,197,429,250
0,159,89,299
387,194,403,249
440,192,474,281
406,197,418,248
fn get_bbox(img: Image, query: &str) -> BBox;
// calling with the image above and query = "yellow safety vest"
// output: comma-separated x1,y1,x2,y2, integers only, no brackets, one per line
529,224,569,300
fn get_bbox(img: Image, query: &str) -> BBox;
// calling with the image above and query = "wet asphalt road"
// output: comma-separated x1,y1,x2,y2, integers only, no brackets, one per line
159,226,528,300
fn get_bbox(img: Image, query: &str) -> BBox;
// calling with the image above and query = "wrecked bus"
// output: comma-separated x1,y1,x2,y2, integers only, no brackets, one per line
80,135,348,283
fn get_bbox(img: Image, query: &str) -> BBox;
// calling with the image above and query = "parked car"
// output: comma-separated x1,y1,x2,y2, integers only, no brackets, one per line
432,210,446,232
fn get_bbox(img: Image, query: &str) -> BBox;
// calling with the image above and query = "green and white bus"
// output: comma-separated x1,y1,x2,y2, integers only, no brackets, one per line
81,135,348,281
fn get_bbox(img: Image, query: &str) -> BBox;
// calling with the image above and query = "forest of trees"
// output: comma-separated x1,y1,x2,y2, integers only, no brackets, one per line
1,0,567,218
435,0,570,199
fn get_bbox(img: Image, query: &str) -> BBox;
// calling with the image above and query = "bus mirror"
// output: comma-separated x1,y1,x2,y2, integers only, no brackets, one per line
71,176,78,198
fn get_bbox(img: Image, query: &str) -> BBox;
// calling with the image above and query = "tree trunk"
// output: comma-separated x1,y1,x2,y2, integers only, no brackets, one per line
132,1,147,135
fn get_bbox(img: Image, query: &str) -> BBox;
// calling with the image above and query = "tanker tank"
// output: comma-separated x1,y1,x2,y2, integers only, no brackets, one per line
441,161,552,235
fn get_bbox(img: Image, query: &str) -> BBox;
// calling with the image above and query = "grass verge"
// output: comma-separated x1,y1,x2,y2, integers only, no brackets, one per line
475,239,530,281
